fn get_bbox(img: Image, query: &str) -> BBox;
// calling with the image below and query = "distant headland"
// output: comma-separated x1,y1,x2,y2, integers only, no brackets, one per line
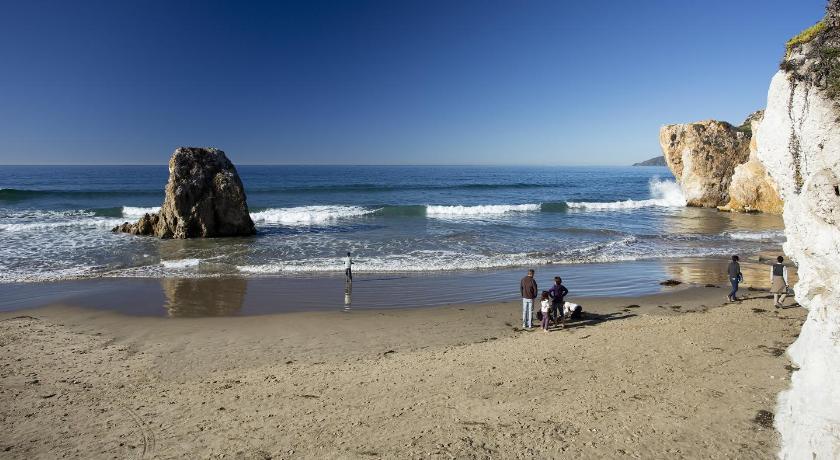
632,156,666,166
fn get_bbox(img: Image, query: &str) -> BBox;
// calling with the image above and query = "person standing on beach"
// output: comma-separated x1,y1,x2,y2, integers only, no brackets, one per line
770,256,789,308
520,269,538,329
727,255,743,302
548,276,569,327
539,291,551,333
344,252,354,282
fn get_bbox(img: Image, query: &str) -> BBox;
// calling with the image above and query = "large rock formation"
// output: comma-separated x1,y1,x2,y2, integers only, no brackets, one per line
722,111,785,214
659,119,752,207
114,147,256,238
757,1,840,457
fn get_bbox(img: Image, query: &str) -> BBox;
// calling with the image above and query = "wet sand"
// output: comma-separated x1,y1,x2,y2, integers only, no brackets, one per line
0,284,805,458
1,255,796,317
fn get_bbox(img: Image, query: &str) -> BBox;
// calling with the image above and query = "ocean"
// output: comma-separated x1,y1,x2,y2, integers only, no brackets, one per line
0,164,786,284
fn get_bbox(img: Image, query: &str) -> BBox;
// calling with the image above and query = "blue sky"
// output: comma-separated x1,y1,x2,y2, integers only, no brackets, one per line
0,0,827,165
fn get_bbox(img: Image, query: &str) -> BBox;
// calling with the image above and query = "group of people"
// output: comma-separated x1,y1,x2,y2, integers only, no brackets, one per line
346,251,791,317
519,269,582,332
727,254,791,308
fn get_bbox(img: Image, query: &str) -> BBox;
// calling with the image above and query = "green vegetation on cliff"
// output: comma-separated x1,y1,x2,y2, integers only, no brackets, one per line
786,20,826,58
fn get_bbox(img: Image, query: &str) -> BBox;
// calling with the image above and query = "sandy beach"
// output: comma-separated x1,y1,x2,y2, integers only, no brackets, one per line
1,283,805,459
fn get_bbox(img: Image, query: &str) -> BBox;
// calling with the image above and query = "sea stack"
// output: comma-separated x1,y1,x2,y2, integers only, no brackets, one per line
113,147,256,238
659,118,752,207
757,0,840,457
659,112,783,213
722,111,784,214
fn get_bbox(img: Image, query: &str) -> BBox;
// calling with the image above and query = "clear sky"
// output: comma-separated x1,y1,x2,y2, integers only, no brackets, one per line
0,0,827,165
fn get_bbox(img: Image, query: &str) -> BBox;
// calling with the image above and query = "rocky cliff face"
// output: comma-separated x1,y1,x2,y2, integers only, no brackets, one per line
758,1,840,457
114,147,256,238
659,120,751,207
723,112,785,214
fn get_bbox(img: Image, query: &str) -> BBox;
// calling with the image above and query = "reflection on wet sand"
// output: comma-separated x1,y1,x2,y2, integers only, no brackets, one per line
663,207,785,235
666,257,798,289
343,279,352,312
162,278,248,317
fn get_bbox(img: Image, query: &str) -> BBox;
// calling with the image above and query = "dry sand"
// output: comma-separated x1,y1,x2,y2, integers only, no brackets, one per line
0,285,805,459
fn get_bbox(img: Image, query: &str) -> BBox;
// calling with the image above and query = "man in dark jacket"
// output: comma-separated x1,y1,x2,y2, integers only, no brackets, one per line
548,276,569,325
520,269,538,329
727,255,743,302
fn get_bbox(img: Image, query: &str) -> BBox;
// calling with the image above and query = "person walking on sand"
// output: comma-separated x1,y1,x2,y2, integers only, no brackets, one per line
548,276,569,327
344,252,354,282
770,256,789,308
539,291,551,333
727,255,743,302
520,269,538,329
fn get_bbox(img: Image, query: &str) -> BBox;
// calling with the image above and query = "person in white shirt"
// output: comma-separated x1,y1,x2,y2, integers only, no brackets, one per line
563,301,583,320
770,255,789,308
344,252,353,282
539,291,551,332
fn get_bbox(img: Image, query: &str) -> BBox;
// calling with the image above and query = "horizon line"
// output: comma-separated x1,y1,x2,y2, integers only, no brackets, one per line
0,162,666,167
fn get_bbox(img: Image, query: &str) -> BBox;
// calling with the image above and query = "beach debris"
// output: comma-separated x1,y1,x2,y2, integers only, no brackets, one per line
659,279,682,286
113,147,256,238
753,410,775,428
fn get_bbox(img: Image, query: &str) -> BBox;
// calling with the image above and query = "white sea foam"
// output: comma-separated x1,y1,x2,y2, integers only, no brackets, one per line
160,258,202,269
0,265,101,283
233,234,752,276
122,206,161,219
0,217,123,232
237,250,553,274
0,209,95,219
567,178,686,210
249,206,375,225
0,209,123,232
426,204,541,217
725,230,786,241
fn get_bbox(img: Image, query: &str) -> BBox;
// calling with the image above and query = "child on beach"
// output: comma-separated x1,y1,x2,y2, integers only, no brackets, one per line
540,291,551,332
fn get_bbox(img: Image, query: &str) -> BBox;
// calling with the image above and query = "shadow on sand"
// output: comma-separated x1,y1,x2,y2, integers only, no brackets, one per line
548,311,637,331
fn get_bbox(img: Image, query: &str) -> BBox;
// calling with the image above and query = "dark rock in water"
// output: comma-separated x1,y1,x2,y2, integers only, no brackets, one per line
113,147,256,238
113,213,159,235
632,156,667,167
659,279,682,286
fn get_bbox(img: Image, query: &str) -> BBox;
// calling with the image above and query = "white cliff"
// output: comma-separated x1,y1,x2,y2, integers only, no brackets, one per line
757,2,840,457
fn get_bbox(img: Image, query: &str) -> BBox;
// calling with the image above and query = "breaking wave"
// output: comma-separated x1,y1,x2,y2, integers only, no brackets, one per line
426,204,541,217
567,178,686,210
123,206,161,219
725,230,786,241
250,205,376,225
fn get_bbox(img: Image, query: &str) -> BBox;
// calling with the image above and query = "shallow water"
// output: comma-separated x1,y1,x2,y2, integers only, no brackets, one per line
0,165,787,283
0,256,795,317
